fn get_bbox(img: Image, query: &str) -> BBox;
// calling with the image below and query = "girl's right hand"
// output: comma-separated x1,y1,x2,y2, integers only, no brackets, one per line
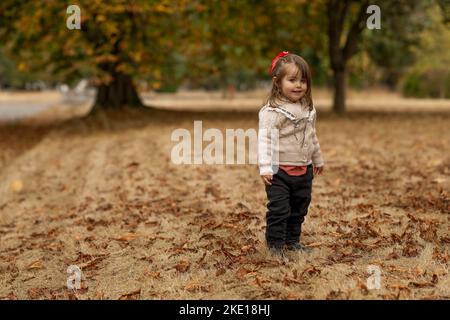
261,175,273,186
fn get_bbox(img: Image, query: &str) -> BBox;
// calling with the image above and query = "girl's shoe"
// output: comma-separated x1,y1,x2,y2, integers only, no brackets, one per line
286,243,312,253
268,246,286,258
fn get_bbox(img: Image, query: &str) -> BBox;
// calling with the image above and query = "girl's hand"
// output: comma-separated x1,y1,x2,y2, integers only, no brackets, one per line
313,166,324,175
261,175,273,186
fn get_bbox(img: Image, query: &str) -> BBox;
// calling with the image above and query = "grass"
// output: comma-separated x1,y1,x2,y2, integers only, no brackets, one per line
0,92,449,299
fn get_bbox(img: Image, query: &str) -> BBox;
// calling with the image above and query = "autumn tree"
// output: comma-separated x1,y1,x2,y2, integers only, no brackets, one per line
324,0,370,114
321,0,444,113
179,0,272,94
0,0,190,111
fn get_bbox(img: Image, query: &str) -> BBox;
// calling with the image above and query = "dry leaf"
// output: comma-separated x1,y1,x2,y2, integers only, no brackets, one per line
10,180,23,193
144,269,162,279
301,267,321,277
27,260,44,270
116,233,139,242
215,268,226,276
119,289,141,300
240,244,256,254
184,281,211,293
283,276,304,286
175,260,190,273
235,267,252,279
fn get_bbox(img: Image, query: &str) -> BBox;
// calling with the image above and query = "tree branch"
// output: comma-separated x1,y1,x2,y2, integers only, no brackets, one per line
343,0,370,60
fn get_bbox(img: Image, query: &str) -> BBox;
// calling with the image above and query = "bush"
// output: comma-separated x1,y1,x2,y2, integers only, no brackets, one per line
402,68,450,98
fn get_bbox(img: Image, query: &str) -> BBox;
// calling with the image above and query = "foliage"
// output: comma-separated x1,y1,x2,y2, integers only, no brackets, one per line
402,3,450,98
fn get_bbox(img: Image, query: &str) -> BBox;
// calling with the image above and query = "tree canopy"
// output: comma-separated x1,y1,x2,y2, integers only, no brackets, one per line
0,0,447,113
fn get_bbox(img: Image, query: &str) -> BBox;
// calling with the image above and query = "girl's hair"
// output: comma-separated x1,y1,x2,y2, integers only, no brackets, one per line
263,53,313,110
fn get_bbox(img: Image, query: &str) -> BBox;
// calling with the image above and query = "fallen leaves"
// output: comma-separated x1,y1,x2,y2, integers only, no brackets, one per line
2,109,449,300
235,267,258,280
301,266,322,277
174,260,191,273
119,289,141,300
408,281,435,288
144,270,162,279
282,275,304,286
240,244,256,254
27,285,88,299
402,243,422,257
253,275,270,288
432,247,450,263
10,180,23,193
115,232,140,242
184,281,211,293
26,260,44,270
73,252,109,271
96,203,113,211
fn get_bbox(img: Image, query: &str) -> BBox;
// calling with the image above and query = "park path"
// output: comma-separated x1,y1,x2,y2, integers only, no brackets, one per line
2,89,450,123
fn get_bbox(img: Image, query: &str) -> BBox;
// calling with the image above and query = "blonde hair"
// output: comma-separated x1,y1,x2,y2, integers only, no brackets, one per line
263,53,313,111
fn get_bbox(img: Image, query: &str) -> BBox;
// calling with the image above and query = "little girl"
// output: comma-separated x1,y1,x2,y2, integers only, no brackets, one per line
258,51,324,254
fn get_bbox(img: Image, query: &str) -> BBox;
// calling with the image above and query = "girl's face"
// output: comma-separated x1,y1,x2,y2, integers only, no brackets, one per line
277,63,307,103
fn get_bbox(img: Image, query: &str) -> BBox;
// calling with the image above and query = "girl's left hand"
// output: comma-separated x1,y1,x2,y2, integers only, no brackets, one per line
313,166,324,175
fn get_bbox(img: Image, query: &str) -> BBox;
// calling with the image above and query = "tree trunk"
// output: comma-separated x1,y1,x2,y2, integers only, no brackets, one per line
92,72,144,111
332,67,347,114
326,0,369,115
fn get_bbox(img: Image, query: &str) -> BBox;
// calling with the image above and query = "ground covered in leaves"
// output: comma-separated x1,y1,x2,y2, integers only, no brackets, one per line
0,105,449,299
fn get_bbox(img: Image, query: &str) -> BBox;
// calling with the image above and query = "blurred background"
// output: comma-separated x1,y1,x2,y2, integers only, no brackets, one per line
0,0,449,120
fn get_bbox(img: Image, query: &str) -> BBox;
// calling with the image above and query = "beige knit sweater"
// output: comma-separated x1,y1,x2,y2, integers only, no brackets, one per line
258,101,324,175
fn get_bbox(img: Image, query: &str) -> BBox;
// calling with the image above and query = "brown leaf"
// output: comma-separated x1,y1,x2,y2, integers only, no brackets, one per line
235,267,252,279
301,266,321,277
387,249,400,260
126,162,140,168
144,220,160,227
0,292,18,300
402,245,420,257
174,260,190,273
96,203,113,211
116,233,139,242
215,267,226,276
283,276,304,286
28,287,44,299
253,275,268,288
205,185,221,199
386,283,410,290
412,266,425,277
240,244,256,254
27,260,44,270
95,290,105,300
144,269,162,279
408,281,435,288
432,273,439,284
356,278,369,295
440,236,450,244
184,281,211,293
432,248,450,263
119,289,141,300
197,251,207,264
199,233,216,240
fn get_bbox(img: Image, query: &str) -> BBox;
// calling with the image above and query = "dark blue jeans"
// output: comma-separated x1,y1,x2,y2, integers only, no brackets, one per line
264,164,313,249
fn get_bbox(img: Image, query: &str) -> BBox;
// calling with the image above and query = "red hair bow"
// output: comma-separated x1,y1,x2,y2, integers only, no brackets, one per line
269,51,289,75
